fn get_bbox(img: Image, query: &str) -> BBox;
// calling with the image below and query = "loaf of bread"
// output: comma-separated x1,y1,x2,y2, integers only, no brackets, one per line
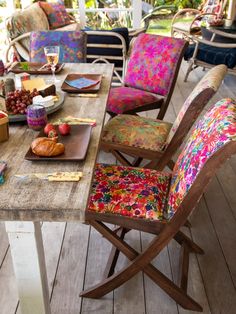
31,137,65,157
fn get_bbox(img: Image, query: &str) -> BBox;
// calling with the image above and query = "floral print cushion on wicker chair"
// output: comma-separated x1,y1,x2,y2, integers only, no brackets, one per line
88,164,171,221
102,114,172,151
107,87,162,114
167,98,236,219
30,30,87,63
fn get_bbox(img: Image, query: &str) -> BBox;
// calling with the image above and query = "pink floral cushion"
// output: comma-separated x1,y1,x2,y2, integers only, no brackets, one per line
88,164,171,221
39,1,71,29
107,86,161,114
124,34,186,96
167,98,236,219
102,114,172,151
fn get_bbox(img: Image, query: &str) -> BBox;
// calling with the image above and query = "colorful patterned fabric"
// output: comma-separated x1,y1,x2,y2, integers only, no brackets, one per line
167,98,236,219
124,34,186,96
88,164,171,221
6,3,49,40
102,114,172,151
30,31,87,63
106,87,161,114
166,64,227,145
39,1,72,29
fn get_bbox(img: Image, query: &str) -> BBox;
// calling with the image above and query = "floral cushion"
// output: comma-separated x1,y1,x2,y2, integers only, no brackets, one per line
88,164,171,221
165,64,227,145
30,31,87,63
102,114,172,151
106,87,161,114
124,34,186,96
6,3,49,40
39,1,71,29
167,98,236,219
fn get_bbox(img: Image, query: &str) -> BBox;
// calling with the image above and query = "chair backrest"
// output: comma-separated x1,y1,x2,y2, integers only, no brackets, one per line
124,33,187,96
166,98,236,220
30,30,87,63
156,64,227,170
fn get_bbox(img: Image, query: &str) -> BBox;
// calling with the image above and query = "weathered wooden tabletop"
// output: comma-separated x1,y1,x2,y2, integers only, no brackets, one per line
0,63,114,222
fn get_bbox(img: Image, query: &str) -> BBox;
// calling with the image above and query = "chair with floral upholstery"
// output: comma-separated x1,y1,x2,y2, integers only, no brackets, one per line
106,33,188,119
29,30,87,63
101,64,227,170
80,98,236,311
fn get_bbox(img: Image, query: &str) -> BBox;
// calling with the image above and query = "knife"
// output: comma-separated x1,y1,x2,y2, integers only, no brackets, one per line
68,94,98,98
14,171,83,182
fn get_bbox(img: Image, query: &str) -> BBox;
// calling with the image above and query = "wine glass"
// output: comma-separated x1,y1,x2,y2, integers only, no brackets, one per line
44,46,60,84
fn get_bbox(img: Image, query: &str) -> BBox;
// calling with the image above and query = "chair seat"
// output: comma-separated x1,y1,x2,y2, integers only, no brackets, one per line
107,86,162,114
172,21,200,33
88,164,171,221
102,114,172,151
184,43,236,68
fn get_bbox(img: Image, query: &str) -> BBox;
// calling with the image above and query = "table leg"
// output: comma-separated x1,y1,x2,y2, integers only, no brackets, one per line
5,221,51,314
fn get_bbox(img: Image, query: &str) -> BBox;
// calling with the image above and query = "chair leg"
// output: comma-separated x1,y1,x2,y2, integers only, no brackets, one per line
132,157,143,167
111,150,133,166
80,221,202,312
184,61,194,82
174,231,204,254
103,227,129,278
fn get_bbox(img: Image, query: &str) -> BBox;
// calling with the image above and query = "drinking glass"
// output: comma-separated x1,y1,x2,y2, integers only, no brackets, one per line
44,46,60,84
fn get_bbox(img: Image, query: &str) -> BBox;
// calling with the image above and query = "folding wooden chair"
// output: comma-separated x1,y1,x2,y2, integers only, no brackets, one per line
106,33,188,119
101,64,227,170
80,98,236,311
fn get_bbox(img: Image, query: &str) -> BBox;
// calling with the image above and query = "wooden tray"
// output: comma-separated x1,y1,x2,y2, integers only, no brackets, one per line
61,74,102,93
8,91,65,123
9,62,65,74
25,124,92,161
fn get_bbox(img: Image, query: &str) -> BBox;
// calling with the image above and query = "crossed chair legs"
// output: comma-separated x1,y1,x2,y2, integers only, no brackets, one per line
80,221,204,312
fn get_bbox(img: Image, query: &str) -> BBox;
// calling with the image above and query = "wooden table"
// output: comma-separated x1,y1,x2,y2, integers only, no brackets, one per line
0,63,114,314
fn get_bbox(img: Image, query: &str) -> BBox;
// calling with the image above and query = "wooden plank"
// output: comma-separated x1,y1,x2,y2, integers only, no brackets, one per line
114,230,146,314
42,222,66,295
141,232,179,314
81,226,113,314
168,229,211,314
0,222,9,266
217,161,236,219
50,222,89,314
0,250,19,314
204,176,236,286
190,198,236,313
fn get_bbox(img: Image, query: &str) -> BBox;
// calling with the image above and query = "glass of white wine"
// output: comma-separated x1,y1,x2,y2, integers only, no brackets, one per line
44,46,60,84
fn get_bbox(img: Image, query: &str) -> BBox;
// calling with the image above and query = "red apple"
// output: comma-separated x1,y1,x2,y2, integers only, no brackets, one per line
44,123,55,135
58,123,71,136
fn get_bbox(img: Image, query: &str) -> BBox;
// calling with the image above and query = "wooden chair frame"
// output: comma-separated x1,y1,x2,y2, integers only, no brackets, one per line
106,38,188,120
101,64,227,170
81,141,236,311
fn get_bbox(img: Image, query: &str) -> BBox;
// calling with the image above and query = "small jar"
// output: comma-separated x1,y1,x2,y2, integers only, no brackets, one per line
27,104,47,131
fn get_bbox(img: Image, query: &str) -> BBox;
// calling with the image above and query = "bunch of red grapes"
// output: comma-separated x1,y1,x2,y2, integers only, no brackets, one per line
5,88,39,115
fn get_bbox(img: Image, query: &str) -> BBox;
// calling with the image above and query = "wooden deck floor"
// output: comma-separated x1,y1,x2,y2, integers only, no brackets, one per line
0,62,236,314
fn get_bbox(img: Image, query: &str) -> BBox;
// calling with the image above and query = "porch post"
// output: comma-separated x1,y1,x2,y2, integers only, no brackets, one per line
78,0,86,28
132,0,142,28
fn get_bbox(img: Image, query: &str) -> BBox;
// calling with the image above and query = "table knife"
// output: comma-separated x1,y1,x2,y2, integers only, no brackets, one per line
14,171,83,182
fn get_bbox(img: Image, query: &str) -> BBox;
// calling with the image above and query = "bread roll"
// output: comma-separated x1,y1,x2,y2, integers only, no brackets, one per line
31,137,65,157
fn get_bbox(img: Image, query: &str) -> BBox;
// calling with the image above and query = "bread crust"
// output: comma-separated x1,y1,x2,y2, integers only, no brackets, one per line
31,137,65,157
